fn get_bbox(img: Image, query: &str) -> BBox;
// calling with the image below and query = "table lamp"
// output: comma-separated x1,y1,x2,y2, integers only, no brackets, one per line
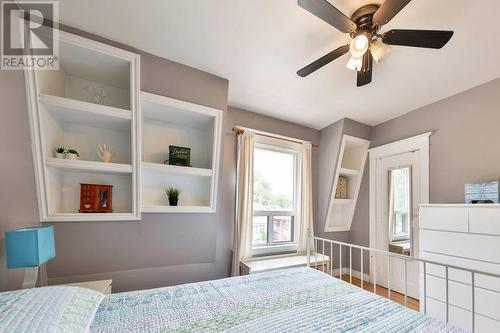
5,225,55,289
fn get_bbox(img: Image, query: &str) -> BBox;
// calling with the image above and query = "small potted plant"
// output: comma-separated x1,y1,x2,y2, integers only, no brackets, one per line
54,147,66,159
165,187,180,206
65,149,80,160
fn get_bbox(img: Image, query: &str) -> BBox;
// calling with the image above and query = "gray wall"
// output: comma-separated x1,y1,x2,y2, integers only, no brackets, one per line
0,70,41,291
0,24,320,291
349,78,500,258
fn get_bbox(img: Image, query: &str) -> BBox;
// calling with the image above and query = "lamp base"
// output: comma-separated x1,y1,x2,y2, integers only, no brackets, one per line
21,266,39,289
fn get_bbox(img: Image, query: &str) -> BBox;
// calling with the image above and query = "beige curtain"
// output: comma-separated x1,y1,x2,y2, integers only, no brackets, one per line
297,142,314,253
231,130,255,276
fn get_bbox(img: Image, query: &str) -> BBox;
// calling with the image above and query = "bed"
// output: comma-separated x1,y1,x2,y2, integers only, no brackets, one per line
0,268,465,333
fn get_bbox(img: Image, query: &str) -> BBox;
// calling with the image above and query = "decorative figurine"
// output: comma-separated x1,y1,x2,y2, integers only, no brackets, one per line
97,144,113,163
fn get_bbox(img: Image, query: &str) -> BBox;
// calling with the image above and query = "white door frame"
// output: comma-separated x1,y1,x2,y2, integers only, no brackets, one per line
369,132,431,283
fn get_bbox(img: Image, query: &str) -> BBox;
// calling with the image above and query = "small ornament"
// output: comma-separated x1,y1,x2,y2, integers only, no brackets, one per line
54,146,66,159
65,149,79,160
97,144,113,163
79,184,113,213
85,86,109,105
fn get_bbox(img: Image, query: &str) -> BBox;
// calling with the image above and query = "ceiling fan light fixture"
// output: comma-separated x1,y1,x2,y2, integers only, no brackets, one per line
346,55,363,71
349,34,369,58
370,40,391,63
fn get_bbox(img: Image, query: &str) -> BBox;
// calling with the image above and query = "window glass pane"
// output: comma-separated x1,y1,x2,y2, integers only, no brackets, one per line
391,167,410,240
272,216,292,243
392,168,408,212
252,216,268,245
253,148,294,211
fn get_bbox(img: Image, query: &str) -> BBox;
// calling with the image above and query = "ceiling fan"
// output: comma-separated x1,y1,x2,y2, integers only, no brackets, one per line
296,0,454,86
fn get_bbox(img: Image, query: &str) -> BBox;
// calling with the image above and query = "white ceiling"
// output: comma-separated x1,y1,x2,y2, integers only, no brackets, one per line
58,0,500,129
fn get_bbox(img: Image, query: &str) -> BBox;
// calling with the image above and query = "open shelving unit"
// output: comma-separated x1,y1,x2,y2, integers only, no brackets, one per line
140,92,222,213
324,135,370,232
25,29,141,222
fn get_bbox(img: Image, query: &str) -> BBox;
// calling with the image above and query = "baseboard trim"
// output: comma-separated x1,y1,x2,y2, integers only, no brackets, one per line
330,267,370,282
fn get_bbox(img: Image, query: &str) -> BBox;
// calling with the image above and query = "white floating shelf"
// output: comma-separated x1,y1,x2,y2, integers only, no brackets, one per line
339,168,360,176
39,93,132,131
141,92,217,129
325,135,370,233
332,199,354,205
45,157,132,174
45,213,138,222
141,205,214,213
142,162,212,177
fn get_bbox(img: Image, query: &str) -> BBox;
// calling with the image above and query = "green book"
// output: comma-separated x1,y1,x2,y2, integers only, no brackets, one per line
168,146,191,167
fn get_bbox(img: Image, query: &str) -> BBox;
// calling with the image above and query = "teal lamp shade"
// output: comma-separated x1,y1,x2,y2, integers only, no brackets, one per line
5,225,55,269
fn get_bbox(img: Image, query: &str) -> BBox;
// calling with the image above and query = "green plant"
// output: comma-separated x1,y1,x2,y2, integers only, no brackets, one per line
55,147,66,154
67,149,79,157
165,187,180,200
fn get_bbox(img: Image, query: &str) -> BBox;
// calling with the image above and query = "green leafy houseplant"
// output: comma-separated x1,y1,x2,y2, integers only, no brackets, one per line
165,187,180,206
55,147,66,154
54,146,66,159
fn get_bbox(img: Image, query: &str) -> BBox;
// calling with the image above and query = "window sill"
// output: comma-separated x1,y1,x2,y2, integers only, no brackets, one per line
252,243,298,257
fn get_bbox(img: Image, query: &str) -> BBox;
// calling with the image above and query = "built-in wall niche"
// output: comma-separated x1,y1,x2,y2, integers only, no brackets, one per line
40,95,132,164
25,29,141,222
35,38,132,110
140,92,222,213
46,168,133,218
142,169,212,212
324,135,370,232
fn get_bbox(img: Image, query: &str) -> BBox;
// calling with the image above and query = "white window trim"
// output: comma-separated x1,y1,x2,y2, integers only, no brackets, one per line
369,132,430,283
252,135,302,256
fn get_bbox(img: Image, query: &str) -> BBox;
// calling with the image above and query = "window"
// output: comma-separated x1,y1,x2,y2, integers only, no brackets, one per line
252,139,300,254
390,167,411,242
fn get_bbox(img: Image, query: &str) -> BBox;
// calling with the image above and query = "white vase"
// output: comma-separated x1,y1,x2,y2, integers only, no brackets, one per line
65,153,79,160
55,153,65,159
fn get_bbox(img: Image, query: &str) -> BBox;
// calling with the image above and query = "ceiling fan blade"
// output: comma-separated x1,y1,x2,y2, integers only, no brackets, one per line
298,0,356,33
373,0,411,26
357,51,373,87
382,29,454,49
297,45,349,77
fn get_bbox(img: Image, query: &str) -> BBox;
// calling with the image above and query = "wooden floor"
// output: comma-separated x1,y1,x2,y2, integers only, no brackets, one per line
337,274,420,311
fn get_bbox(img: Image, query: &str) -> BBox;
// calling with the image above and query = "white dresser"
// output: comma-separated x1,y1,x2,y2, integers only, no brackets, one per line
419,204,500,332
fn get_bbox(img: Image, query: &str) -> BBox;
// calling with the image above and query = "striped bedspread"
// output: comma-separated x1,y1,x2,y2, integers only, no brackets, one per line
91,268,466,332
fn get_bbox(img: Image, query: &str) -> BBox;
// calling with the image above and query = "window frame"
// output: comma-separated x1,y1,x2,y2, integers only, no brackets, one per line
251,136,302,256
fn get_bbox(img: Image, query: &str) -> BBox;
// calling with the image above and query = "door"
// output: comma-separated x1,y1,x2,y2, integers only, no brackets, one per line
373,151,420,299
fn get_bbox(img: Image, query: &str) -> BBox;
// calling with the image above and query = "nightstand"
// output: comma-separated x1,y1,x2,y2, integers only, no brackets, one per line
62,279,112,294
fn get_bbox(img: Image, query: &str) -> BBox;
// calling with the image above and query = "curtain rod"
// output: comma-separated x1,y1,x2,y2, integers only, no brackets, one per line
232,126,320,148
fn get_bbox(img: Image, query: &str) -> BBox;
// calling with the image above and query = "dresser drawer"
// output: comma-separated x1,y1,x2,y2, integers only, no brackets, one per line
419,207,468,232
426,297,500,333
469,208,500,235
425,274,500,320
420,230,500,263
420,251,500,292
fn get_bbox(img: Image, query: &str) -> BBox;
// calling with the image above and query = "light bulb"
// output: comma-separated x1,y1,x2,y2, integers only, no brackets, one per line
346,55,363,71
349,34,369,58
370,40,391,63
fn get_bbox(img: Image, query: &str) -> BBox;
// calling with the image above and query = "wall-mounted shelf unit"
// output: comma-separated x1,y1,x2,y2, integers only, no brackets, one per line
140,92,222,213
324,135,370,232
25,29,141,222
